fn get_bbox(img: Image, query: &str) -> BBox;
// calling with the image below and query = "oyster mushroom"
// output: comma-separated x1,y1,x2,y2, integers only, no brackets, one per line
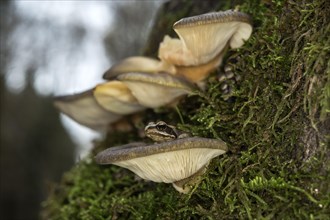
158,10,252,66
117,72,196,108
93,80,145,115
103,56,176,80
103,55,217,84
95,137,228,193
54,89,121,131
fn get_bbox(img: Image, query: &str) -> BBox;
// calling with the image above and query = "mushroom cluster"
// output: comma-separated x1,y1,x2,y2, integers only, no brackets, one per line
95,121,228,193
54,10,252,131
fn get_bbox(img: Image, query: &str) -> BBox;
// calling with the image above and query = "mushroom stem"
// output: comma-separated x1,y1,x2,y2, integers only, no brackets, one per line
175,48,227,83
172,164,208,194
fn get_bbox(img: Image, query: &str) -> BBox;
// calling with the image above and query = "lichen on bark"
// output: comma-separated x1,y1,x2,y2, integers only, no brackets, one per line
42,0,330,219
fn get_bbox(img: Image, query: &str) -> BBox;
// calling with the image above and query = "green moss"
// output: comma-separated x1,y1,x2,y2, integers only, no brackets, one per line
42,0,330,219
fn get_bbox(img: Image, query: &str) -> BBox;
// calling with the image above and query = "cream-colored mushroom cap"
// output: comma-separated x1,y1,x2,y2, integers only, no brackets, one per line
158,10,252,66
117,72,195,108
54,89,121,131
103,56,176,80
95,137,228,193
93,81,145,115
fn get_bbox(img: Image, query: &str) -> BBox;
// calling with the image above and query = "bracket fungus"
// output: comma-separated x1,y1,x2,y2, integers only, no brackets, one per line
93,81,145,115
53,10,253,132
117,72,196,108
103,56,176,80
53,89,121,131
95,137,228,193
53,73,195,130
158,10,252,66
103,54,223,84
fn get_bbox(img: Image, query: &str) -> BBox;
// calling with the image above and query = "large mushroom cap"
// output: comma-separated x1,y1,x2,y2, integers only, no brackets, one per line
103,56,176,80
54,89,121,131
158,10,252,66
95,137,227,184
117,72,196,108
93,81,145,115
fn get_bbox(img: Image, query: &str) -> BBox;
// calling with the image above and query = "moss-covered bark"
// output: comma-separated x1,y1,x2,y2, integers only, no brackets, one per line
42,0,329,219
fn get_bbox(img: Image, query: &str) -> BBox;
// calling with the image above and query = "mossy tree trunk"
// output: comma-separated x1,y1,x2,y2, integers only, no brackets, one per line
42,0,329,219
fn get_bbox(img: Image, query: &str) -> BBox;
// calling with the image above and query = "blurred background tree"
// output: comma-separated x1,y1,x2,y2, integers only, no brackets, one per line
0,1,75,219
103,1,160,61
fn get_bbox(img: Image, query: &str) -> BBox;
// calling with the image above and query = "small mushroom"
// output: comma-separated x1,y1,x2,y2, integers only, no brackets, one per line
93,80,145,115
103,56,176,80
54,89,122,131
95,137,228,193
158,10,252,66
117,72,196,108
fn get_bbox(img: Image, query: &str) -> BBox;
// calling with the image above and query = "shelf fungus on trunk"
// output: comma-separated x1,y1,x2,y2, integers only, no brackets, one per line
95,137,228,193
158,10,252,67
102,56,176,80
117,72,196,108
102,10,252,86
53,89,122,131
102,54,224,84
93,80,145,115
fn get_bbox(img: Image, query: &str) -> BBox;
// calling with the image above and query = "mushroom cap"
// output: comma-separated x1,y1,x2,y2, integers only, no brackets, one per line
158,10,252,66
103,56,176,80
95,137,227,183
93,81,145,115
54,89,121,131
117,72,195,108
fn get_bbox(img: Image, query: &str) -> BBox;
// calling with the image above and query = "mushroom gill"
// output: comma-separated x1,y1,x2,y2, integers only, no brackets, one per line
158,10,252,66
95,137,228,193
117,72,196,108
93,80,145,115
53,89,121,131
